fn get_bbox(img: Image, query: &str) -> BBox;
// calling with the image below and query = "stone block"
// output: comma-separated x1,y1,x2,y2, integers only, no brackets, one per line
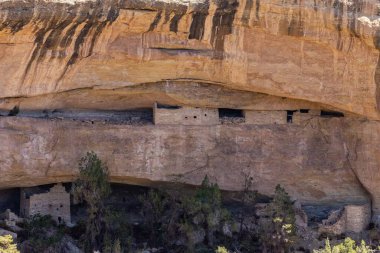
245,110,287,125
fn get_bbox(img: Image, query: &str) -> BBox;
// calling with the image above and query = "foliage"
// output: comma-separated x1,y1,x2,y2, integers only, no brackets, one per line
112,239,122,253
0,235,19,253
139,189,174,247
260,184,296,253
72,151,111,253
103,209,132,252
179,175,231,251
137,175,232,252
21,215,65,253
271,185,296,229
314,238,378,253
238,174,257,233
215,246,229,253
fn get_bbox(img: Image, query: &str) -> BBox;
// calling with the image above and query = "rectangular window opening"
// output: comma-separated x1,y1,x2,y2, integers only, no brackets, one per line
320,110,344,118
156,103,182,110
300,109,309,113
287,110,295,123
218,108,244,118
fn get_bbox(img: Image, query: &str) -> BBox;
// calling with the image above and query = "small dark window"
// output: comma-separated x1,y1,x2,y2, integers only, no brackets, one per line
320,110,344,118
58,217,62,223
287,111,295,123
300,109,309,113
194,116,197,119
218,108,244,118
60,204,63,208
185,116,188,119
156,103,181,109
204,114,207,116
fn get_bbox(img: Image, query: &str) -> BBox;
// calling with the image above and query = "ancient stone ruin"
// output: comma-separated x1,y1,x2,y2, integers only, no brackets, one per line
154,103,219,125
318,204,371,235
0,0,379,250
20,184,71,225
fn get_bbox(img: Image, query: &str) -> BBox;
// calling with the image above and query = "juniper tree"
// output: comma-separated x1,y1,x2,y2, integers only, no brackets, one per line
73,151,111,253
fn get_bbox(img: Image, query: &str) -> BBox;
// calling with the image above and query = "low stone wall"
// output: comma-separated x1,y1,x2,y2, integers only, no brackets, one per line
245,111,287,125
154,104,219,125
292,110,320,125
345,204,371,233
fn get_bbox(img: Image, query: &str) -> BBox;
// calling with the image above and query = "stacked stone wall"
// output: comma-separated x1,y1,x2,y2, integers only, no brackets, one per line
154,104,219,125
20,184,70,224
245,110,287,125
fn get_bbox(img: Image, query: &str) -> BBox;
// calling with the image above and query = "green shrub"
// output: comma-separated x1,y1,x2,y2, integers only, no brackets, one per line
21,215,65,253
139,189,173,247
103,209,133,252
260,184,296,253
215,246,229,253
0,235,19,253
73,151,111,252
180,176,231,251
314,238,378,253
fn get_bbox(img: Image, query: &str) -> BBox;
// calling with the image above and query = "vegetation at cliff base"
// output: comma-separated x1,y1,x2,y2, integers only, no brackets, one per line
314,238,379,253
0,235,19,253
73,151,111,252
6,152,379,253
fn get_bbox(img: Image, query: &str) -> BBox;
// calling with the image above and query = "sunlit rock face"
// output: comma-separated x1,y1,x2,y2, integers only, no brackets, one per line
0,0,379,117
0,117,371,205
0,0,380,219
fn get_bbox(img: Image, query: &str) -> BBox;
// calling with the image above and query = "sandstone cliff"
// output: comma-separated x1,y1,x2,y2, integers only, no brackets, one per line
0,0,380,220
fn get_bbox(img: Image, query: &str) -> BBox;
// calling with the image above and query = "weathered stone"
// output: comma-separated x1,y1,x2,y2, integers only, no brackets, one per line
0,209,23,232
154,103,219,125
0,0,379,223
318,204,371,235
20,184,71,224
0,228,17,239
0,116,371,206
0,0,378,120
245,110,287,125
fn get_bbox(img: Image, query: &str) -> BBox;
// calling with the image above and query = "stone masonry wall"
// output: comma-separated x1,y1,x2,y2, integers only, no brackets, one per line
244,111,287,125
20,184,70,224
154,103,219,125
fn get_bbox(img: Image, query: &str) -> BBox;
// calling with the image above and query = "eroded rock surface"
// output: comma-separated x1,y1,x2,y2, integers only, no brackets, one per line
0,0,380,220
0,116,371,205
0,0,379,118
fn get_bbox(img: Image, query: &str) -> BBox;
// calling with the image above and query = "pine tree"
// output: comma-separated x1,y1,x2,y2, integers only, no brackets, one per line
73,151,111,253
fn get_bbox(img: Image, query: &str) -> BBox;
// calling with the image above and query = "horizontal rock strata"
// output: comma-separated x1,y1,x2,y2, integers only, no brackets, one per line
0,0,380,220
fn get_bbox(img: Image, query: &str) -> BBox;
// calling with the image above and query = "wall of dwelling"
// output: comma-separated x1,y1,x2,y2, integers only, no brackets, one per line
19,192,30,218
244,111,287,125
292,110,321,125
20,184,70,224
154,104,219,125
318,204,371,235
345,204,371,233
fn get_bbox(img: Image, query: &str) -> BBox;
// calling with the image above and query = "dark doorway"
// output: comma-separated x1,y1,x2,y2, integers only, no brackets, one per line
218,108,244,118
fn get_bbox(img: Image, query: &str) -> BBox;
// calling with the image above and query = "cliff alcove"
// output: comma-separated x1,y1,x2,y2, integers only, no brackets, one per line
0,0,380,249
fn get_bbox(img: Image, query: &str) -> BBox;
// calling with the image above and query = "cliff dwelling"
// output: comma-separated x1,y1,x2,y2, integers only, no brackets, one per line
20,184,71,225
0,0,379,251
154,103,219,125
